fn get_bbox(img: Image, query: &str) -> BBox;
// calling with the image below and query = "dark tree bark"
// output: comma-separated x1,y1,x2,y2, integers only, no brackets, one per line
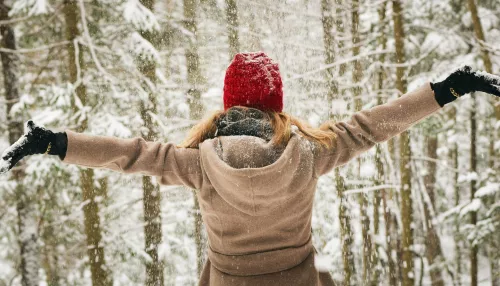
466,2,499,283
184,0,204,120
423,136,445,286
41,199,62,286
0,2,41,285
225,0,240,59
136,0,165,284
321,0,355,284
183,0,206,277
391,1,414,285
447,107,462,286
351,0,374,283
63,1,112,285
375,3,396,285
469,93,478,286
336,169,356,285
320,0,337,100
467,0,492,74
334,0,346,77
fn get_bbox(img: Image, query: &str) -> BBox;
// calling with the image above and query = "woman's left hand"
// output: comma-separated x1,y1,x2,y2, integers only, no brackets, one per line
0,121,60,174
431,66,500,107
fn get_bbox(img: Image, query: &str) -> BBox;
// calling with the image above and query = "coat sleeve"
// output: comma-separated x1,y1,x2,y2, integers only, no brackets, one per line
314,83,442,176
62,130,204,189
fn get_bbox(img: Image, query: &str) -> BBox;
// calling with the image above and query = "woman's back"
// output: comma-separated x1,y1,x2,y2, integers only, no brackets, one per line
198,133,317,275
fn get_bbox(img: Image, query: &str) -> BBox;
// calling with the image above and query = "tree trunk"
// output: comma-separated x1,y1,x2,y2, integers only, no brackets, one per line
466,0,492,74
63,1,112,285
454,161,462,286
467,0,499,172
15,185,40,286
184,0,204,121
225,0,239,59
382,189,398,286
321,1,355,284
142,177,164,286
466,3,499,283
375,4,397,285
469,94,478,286
0,3,41,285
193,192,204,275
423,136,445,286
491,257,500,286
336,169,356,286
351,0,374,283
334,0,346,78
80,168,111,286
136,0,165,284
382,187,398,286
449,106,462,286
41,209,61,286
183,0,206,276
391,1,414,285
358,192,373,283
320,0,337,100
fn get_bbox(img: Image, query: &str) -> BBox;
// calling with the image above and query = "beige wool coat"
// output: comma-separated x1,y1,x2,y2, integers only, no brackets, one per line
63,83,442,285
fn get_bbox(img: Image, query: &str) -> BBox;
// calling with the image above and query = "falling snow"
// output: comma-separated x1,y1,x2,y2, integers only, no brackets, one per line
0,0,499,285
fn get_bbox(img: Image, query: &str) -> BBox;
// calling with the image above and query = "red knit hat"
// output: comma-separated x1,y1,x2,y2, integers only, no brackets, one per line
223,52,283,112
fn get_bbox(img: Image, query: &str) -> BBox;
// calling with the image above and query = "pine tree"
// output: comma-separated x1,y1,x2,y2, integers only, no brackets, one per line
135,0,165,284
0,1,40,284
374,3,394,285
63,1,111,284
321,0,356,284
423,134,445,286
183,0,206,276
225,0,240,59
320,0,337,99
466,2,499,283
391,1,414,285
351,0,374,283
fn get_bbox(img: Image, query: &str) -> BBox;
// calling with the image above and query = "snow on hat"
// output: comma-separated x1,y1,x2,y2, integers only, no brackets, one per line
223,52,284,112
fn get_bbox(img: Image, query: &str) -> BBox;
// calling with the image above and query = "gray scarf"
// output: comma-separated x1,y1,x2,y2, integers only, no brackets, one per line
215,107,274,141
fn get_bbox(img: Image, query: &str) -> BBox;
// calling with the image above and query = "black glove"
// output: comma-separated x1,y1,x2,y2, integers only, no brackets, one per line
431,66,500,107
0,121,67,174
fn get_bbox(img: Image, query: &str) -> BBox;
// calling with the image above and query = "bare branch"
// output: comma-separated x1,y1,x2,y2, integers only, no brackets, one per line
0,41,70,54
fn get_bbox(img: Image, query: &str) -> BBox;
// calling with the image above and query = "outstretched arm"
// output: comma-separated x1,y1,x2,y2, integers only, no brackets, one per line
1,123,204,189
315,66,500,175
63,131,203,188
315,83,440,175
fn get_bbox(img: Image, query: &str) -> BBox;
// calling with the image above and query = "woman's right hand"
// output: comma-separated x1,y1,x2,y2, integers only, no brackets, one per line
0,121,65,174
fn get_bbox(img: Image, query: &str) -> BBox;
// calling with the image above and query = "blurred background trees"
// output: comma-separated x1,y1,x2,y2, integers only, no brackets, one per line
0,0,499,285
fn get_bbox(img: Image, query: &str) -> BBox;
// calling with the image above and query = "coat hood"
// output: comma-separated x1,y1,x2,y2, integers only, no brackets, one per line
199,133,314,216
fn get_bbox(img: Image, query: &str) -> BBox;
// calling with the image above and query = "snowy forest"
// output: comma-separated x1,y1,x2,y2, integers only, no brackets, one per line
0,0,499,285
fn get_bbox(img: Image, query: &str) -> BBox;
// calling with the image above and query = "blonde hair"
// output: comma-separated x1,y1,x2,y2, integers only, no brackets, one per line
179,107,336,149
